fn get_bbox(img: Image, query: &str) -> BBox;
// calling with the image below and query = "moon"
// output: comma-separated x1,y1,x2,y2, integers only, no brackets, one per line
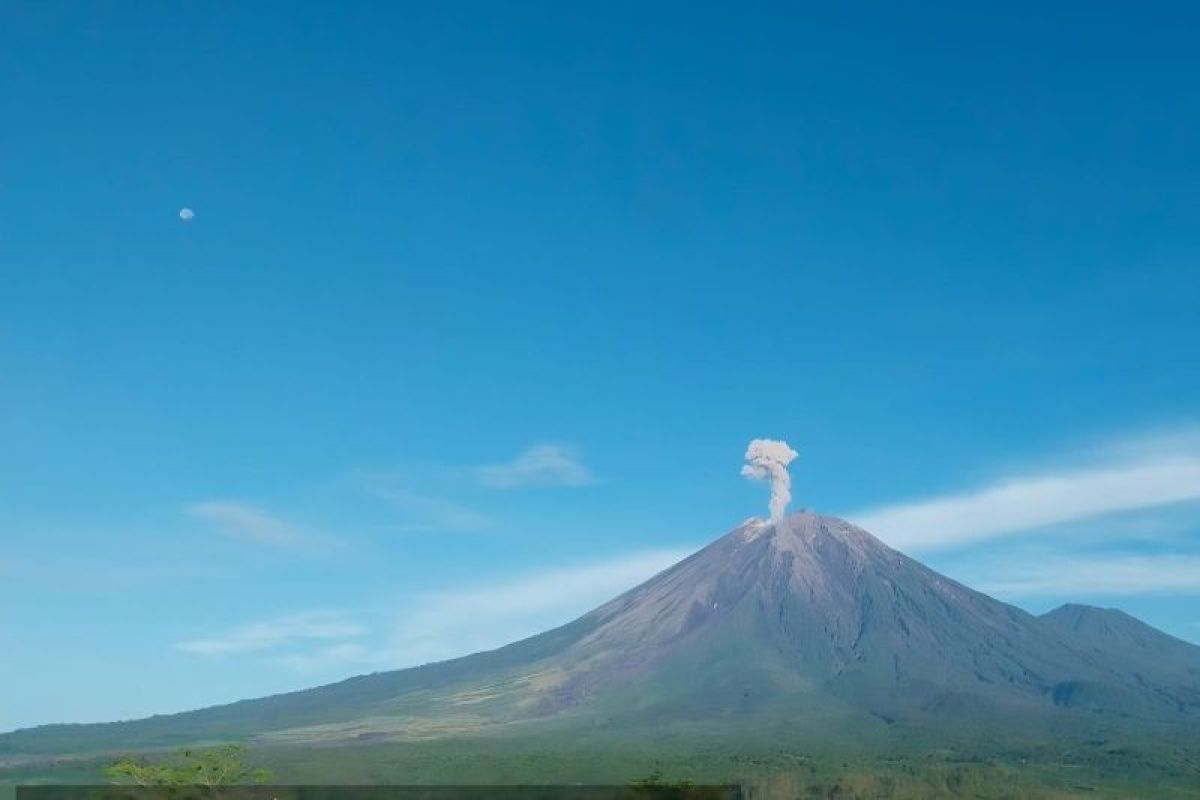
179,208,195,221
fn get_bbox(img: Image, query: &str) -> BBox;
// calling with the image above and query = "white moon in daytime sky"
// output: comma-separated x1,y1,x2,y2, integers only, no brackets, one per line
179,208,195,221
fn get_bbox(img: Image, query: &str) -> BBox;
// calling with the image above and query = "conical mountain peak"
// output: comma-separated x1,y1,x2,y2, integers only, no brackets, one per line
4,512,1196,757
751,511,890,552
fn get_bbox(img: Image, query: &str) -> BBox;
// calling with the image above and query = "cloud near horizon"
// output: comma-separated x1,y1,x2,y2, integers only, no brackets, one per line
847,430,1200,552
175,611,366,656
475,443,597,489
378,546,690,666
181,547,693,673
278,642,372,672
976,553,1200,598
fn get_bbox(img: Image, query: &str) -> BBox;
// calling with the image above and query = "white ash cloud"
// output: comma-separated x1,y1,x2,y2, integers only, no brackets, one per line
741,438,799,522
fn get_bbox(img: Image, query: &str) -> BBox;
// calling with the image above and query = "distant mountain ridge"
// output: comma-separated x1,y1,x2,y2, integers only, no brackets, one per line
5,512,1199,757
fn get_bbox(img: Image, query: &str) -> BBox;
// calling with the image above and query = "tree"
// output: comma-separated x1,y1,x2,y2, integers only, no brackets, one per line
105,744,272,787
103,759,179,787
178,744,272,787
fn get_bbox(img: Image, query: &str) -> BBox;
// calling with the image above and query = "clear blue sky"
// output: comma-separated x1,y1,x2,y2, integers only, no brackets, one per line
2,2,1199,732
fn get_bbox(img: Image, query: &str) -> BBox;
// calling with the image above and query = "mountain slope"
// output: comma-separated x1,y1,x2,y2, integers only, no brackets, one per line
1038,603,1200,716
4,512,1199,757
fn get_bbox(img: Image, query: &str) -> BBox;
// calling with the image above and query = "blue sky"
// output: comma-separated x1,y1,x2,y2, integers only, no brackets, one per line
2,2,1199,732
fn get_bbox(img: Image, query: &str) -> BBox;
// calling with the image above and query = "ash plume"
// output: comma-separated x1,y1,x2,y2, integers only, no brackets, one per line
741,438,799,522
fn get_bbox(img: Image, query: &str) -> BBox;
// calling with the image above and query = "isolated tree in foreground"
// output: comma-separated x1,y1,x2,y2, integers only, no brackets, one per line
105,744,272,787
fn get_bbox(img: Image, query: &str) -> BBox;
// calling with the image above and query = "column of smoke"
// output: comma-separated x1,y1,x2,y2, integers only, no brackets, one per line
741,438,799,522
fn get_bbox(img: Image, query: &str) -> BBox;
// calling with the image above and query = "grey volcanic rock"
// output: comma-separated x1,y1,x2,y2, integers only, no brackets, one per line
545,513,1198,722
4,513,1199,755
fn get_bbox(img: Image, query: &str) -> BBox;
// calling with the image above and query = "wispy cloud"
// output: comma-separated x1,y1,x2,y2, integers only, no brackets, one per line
277,642,373,672
176,612,366,656
187,500,305,545
189,547,693,674
475,443,597,489
378,547,690,666
341,442,595,532
360,478,491,532
848,429,1200,552
976,553,1200,598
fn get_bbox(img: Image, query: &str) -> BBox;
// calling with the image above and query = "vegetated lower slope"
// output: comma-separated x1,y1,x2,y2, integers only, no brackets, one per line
4,513,1199,758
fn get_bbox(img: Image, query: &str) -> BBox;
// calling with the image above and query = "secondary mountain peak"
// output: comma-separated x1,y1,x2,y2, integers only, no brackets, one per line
1041,603,1200,675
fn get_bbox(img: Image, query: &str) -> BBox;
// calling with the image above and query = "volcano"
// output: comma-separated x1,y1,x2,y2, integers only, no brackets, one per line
4,513,1199,756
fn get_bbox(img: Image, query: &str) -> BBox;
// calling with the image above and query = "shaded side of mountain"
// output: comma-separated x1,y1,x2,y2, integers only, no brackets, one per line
1037,603,1200,717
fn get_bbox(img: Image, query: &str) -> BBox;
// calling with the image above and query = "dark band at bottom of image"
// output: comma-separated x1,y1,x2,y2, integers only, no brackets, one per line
18,786,742,800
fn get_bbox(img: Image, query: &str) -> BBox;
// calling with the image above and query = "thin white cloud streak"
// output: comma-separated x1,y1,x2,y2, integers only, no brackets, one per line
476,443,597,489
173,548,694,674
380,547,690,667
978,554,1200,598
176,612,366,656
1018,503,1200,542
278,643,372,672
187,500,303,545
363,481,492,532
848,447,1200,552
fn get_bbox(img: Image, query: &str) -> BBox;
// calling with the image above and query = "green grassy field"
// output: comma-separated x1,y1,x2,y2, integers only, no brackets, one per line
4,727,1198,800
